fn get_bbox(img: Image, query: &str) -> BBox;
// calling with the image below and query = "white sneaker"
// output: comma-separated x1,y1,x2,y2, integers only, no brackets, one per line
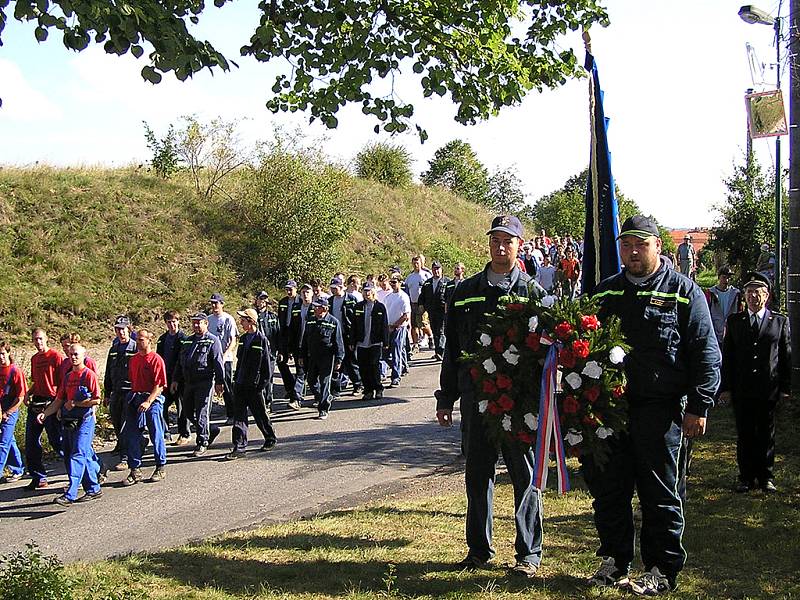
629,567,675,596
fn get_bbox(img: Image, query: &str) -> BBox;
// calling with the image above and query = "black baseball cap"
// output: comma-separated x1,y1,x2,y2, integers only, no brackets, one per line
487,215,524,238
113,315,131,329
256,290,269,299
617,215,660,239
209,293,224,303
190,311,208,321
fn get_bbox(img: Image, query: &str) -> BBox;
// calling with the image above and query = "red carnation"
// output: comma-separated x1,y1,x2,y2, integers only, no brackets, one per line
580,314,600,331
582,414,598,427
583,386,601,404
560,415,567,425
495,373,513,390
517,431,534,444
554,321,573,340
562,394,580,415
506,326,518,341
558,348,576,369
487,401,504,415
470,367,481,381
482,379,497,394
497,393,514,411
572,339,590,359
507,302,525,312
492,336,505,353
526,332,541,351
612,385,626,399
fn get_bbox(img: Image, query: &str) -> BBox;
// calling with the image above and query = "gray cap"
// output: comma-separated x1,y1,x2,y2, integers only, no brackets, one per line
190,311,208,321
311,297,329,308
209,293,224,303
487,215,524,238
113,315,131,329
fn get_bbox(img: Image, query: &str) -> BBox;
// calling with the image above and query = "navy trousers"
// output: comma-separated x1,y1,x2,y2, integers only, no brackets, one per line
232,383,276,450
184,380,219,448
25,402,63,482
307,355,336,414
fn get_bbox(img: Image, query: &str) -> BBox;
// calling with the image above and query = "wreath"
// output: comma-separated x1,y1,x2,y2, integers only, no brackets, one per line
463,294,630,467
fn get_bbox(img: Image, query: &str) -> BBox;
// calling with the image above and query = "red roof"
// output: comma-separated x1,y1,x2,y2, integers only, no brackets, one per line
670,228,709,252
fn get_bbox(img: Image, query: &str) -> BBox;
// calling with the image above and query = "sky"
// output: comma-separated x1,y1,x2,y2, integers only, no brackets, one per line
0,0,788,228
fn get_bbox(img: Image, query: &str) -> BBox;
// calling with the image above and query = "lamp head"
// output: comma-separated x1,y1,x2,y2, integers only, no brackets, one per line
739,5,775,26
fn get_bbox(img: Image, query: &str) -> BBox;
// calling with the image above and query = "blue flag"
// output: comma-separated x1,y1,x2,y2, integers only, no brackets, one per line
581,52,621,296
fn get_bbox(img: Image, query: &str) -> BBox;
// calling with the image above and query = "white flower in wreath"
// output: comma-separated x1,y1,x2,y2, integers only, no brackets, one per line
502,415,512,431
565,429,584,446
564,372,583,390
478,400,488,413
596,426,614,439
503,345,520,365
609,346,626,365
524,412,538,431
541,295,557,308
528,315,539,332
581,361,603,379
483,358,497,374
479,333,492,347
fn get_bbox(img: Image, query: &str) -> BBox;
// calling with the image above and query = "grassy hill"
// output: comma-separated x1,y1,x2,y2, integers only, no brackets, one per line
0,166,493,342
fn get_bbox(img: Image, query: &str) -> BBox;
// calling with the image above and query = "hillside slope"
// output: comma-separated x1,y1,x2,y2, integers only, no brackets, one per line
0,167,493,341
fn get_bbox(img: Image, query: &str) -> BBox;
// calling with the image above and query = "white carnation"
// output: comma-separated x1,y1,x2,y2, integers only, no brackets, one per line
565,429,584,446
596,426,614,440
528,316,539,332
609,346,626,365
581,361,603,379
564,372,583,389
478,400,489,413
502,415,512,431
482,358,497,374
541,295,557,308
524,413,538,431
503,345,520,365
479,333,492,347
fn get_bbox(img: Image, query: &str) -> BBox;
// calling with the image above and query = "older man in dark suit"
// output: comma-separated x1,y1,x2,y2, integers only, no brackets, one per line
719,271,790,493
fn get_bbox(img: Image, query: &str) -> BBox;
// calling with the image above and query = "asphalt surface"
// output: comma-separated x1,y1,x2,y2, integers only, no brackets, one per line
0,353,463,562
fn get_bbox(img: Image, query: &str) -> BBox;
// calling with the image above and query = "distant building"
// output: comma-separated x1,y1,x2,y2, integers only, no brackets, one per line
670,228,710,254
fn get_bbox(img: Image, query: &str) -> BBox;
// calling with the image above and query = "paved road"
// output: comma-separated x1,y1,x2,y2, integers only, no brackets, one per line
0,355,463,562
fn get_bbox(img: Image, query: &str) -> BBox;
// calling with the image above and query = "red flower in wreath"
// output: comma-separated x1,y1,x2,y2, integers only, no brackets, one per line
559,348,576,369
492,336,505,353
470,367,481,381
517,431,534,444
487,401,504,415
580,314,600,331
562,394,580,414
525,332,541,351
612,384,626,398
554,321,573,340
583,414,599,427
483,379,498,394
572,339,590,359
507,302,525,312
497,393,514,411
506,326,518,341
495,373,513,390
583,386,601,404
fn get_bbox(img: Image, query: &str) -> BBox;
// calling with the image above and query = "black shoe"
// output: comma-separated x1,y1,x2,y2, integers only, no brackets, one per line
123,468,144,486
225,450,246,461
260,439,277,451
734,479,753,493
456,555,489,571
317,411,329,420
508,560,538,579
352,384,362,396
362,391,375,401
375,390,384,399
762,480,777,493
54,494,73,507
77,490,103,502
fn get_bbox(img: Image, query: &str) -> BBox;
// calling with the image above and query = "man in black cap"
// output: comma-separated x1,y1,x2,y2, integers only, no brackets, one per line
585,215,720,595
350,281,389,400
288,283,315,409
299,298,344,420
103,315,138,471
207,293,237,423
254,290,280,412
328,276,362,396
436,215,546,579
419,260,449,360
277,281,300,406
719,271,790,494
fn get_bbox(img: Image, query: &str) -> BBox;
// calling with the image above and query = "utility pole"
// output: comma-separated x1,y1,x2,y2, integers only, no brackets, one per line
789,0,800,391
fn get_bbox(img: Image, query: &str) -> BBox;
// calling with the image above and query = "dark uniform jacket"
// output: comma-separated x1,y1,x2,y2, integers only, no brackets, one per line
103,338,137,394
289,302,313,356
419,276,449,315
277,296,299,354
720,309,790,405
233,330,273,389
156,330,187,385
350,300,390,348
328,292,359,337
594,258,720,417
443,278,465,310
173,332,225,385
437,265,543,411
256,309,281,357
301,313,345,364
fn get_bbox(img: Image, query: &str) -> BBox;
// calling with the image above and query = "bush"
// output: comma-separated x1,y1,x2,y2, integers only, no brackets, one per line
354,142,413,187
423,238,485,276
421,139,489,205
142,122,179,179
0,543,74,600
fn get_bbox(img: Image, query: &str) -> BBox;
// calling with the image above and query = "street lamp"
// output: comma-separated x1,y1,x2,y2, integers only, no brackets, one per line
739,4,783,304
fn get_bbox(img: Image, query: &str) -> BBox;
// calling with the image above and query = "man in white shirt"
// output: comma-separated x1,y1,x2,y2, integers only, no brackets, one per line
383,275,411,387
535,255,557,293
207,293,237,423
404,255,432,353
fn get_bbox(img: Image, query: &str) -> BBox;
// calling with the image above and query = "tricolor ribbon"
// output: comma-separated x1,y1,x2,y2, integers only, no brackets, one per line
533,343,571,494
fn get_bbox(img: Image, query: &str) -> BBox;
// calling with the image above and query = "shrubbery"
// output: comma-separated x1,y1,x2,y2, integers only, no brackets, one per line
354,142,413,188
0,543,73,600
421,139,489,205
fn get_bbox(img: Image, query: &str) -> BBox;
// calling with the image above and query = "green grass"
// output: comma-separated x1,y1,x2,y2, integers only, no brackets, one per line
64,402,800,599
695,269,717,289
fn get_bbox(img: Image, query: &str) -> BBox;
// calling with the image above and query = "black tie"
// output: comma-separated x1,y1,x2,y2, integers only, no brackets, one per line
751,315,759,337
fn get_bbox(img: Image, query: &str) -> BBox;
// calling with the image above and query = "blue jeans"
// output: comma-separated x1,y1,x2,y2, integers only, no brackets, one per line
389,327,407,381
25,408,63,482
185,380,219,447
581,401,686,578
63,413,101,501
125,393,167,469
0,409,24,477
464,399,543,564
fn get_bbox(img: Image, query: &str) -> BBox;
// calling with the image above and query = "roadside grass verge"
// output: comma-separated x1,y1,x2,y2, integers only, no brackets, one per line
66,404,800,599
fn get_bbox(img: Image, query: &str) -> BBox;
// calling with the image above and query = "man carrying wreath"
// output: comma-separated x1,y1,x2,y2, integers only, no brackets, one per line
586,215,720,595
436,215,546,578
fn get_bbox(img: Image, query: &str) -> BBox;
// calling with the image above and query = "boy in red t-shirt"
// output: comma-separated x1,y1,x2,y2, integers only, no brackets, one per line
25,328,64,488
124,329,168,485
559,246,581,300
0,340,26,483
